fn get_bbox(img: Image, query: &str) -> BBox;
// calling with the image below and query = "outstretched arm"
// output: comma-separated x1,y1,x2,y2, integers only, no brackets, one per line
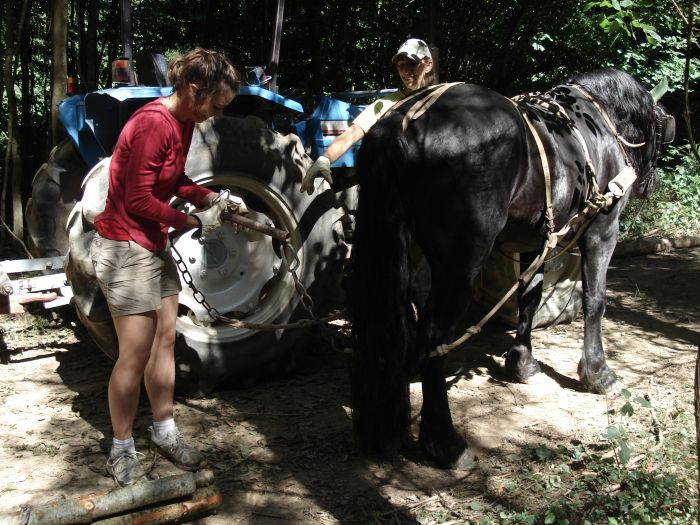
300,124,366,195
322,124,366,163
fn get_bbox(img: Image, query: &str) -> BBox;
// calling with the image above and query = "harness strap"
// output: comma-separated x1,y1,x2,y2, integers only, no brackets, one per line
381,82,464,126
401,82,463,130
519,112,558,284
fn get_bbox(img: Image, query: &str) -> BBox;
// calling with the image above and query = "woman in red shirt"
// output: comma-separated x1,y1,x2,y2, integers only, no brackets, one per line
91,48,241,487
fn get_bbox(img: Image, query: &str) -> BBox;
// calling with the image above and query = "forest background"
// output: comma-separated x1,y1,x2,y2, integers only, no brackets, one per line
0,0,698,247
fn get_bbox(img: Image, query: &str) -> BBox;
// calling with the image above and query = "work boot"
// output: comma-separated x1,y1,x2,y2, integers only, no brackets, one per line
106,451,146,487
150,428,206,471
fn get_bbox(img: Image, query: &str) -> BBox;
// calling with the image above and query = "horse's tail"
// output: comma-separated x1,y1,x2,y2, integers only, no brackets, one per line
347,128,415,456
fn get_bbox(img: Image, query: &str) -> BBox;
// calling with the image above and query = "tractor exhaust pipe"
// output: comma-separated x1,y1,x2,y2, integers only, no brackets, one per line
268,0,285,93
118,0,136,85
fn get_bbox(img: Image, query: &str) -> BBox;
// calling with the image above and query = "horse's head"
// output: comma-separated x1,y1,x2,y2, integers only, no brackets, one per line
639,102,676,196
567,69,675,198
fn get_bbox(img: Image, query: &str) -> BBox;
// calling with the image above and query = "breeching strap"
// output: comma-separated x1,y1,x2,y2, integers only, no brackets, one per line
429,111,558,359
400,83,464,130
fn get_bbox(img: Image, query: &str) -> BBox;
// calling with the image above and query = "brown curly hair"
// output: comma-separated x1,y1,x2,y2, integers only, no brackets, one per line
168,48,241,105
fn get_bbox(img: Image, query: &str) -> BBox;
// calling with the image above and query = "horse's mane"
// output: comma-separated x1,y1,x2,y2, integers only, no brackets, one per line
566,69,657,192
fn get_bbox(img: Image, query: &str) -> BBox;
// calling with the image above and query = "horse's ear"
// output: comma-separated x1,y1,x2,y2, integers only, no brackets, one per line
650,77,669,103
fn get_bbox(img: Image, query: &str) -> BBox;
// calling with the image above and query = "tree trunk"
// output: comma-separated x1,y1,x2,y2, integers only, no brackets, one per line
78,0,100,91
695,331,700,525
683,0,700,163
51,0,68,148
8,0,30,237
484,0,538,91
20,0,33,203
0,0,6,106
302,0,322,93
1,0,15,237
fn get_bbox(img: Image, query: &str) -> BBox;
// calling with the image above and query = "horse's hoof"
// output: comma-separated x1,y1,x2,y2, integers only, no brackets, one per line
450,447,478,471
419,431,474,470
578,360,618,394
505,349,541,382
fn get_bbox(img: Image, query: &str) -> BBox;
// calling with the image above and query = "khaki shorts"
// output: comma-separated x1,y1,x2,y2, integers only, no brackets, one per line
89,234,181,317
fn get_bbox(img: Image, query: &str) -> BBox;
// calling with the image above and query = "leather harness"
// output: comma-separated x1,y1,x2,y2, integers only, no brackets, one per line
383,82,646,359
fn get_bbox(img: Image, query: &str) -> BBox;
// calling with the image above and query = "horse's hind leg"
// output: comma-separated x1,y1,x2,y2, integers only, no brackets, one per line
417,265,479,470
505,255,543,382
419,356,477,469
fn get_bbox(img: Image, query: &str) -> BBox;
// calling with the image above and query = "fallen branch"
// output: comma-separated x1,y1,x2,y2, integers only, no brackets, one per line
0,470,216,525
613,236,700,258
380,495,439,517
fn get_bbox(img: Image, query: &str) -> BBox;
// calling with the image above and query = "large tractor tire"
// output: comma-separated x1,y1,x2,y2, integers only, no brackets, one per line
472,249,582,329
411,247,582,330
26,138,88,257
66,116,352,394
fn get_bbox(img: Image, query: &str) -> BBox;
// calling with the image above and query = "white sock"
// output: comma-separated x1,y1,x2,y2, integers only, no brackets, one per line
110,436,136,457
152,418,176,442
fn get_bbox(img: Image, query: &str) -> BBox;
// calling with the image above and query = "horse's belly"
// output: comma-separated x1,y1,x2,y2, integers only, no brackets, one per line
495,221,546,253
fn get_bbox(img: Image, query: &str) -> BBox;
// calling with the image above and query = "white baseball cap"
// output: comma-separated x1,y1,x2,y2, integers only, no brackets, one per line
392,38,432,63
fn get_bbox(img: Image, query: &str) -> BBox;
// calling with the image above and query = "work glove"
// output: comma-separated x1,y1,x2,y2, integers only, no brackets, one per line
217,189,248,217
190,190,248,238
300,155,332,195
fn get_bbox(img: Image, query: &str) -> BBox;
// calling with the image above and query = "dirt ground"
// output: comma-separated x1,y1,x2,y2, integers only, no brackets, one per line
0,247,698,524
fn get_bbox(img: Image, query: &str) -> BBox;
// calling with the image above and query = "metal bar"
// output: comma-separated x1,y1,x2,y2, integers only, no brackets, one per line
0,257,66,273
6,274,69,295
221,212,290,242
268,0,285,93
44,288,73,308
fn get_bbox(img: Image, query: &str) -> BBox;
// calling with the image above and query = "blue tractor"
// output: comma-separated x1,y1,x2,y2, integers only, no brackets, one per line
24,7,371,393
24,4,582,394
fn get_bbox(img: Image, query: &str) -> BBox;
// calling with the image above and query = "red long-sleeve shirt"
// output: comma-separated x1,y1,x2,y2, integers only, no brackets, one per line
94,99,210,251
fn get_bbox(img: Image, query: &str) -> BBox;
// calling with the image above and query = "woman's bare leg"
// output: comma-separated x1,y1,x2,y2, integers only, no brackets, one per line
144,294,178,422
109,311,157,440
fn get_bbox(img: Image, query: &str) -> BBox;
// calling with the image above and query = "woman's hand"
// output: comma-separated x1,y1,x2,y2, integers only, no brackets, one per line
300,156,332,195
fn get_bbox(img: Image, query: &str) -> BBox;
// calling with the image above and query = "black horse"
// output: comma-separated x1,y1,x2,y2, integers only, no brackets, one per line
347,69,675,468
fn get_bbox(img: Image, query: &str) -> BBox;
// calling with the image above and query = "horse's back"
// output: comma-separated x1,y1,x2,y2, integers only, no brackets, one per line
397,83,527,172
360,84,531,242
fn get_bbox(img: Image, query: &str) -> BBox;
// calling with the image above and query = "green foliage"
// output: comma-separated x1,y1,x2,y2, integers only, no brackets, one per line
583,0,662,45
620,146,700,239
458,387,697,524
1,0,697,234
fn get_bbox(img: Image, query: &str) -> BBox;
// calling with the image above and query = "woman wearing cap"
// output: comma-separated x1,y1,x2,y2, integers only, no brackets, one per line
300,38,435,194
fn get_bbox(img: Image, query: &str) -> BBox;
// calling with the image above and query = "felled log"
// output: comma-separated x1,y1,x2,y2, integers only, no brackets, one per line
0,470,216,525
613,235,700,258
92,486,222,525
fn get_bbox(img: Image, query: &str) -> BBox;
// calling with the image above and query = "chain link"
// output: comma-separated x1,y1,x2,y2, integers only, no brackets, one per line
281,242,316,319
169,226,332,333
171,243,222,322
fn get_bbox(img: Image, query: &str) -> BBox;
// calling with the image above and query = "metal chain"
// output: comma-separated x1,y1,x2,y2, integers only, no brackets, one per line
281,242,351,352
169,230,339,334
281,242,316,319
170,242,222,321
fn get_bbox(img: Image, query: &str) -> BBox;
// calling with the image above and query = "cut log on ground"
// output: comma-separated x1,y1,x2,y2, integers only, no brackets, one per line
0,470,217,525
